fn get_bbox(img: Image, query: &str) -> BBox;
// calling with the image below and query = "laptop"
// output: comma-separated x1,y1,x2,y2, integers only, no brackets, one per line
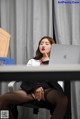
49,44,80,88
49,44,80,65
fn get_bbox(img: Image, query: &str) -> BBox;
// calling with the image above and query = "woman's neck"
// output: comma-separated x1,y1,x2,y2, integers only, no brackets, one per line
41,54,49,61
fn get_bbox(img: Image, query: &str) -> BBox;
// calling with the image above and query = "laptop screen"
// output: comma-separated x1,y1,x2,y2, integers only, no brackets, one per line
49,44,80,65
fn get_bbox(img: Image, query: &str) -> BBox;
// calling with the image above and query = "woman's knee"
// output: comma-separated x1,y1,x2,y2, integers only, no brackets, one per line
44,89,68,109
59,95,68,109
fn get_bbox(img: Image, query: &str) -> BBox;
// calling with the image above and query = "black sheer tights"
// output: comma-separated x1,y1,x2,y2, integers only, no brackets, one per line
45,89,68,119
0,89,68,119
0,90,34,119
0,90,34,109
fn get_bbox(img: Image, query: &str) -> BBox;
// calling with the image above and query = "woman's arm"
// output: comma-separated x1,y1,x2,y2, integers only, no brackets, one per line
32,87,45,101
27,59,45,101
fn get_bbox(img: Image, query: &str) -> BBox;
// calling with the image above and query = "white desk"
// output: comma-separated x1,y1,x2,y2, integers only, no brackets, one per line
0,65,80,81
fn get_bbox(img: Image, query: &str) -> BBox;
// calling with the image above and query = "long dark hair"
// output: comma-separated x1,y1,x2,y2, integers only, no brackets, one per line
34,36,55,60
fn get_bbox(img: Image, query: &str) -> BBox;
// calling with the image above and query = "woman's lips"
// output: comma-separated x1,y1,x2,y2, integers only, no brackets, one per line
41,48,45,51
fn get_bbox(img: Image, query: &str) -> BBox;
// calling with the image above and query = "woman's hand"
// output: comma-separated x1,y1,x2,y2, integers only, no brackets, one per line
32,87,44,101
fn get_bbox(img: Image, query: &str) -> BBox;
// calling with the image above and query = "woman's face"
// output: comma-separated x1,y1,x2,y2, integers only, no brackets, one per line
39,38,52,55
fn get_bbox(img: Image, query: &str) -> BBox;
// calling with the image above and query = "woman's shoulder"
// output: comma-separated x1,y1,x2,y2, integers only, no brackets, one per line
28,58,40,63
27,58,41,66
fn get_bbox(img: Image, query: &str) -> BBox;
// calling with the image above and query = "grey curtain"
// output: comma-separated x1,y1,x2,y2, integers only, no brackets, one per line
54,0,80,119
0,0,53,119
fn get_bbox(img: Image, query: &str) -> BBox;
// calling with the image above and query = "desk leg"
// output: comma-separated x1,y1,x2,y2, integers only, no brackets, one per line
64,81,71,119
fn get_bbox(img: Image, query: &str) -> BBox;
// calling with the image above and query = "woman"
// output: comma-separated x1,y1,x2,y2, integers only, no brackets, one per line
0,36,68,119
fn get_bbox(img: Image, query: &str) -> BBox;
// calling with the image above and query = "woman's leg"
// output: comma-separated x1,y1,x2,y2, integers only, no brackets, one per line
0,89,34,119
45,89,68,119
0,89,34,109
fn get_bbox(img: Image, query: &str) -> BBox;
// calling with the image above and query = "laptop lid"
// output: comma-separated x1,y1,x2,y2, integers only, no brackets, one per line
49,44,80,64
